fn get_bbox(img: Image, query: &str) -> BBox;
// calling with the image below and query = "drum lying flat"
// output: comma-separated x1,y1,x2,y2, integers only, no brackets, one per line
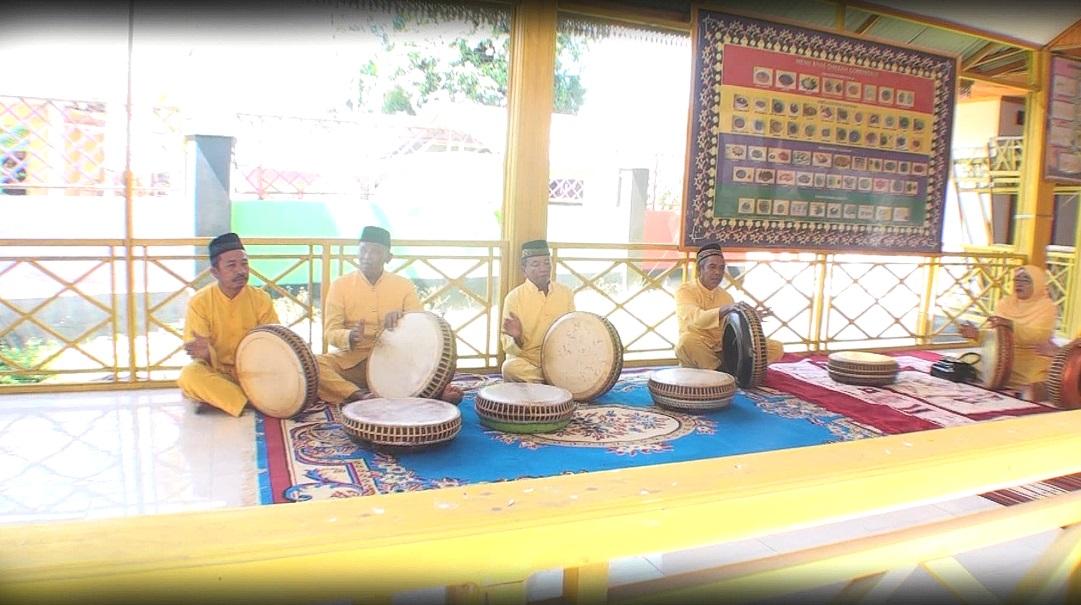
648,368,737,411
541,312,623,401
475,383,576,433
342,398,461,447
828,351,899,375
1048,339,1081,409
235,325,319,419
367,312,456,399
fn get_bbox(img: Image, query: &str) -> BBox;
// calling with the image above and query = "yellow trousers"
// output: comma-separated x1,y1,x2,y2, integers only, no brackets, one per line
501,356,545,383
316,354,369,404
1008,347,1051,387
675,332,784,370
177,361,247,417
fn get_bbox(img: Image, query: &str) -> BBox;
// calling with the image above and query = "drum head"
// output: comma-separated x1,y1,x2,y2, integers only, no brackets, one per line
1048,338,1081,409
978,324,1013,390
648,368,737,412
541,311,623,401
235,324,319,419
720,303,768,388
367,311,457,400
341,398,461,448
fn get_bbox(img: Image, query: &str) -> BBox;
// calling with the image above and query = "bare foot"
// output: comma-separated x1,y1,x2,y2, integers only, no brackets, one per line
440,385,464,405
343,389,371,403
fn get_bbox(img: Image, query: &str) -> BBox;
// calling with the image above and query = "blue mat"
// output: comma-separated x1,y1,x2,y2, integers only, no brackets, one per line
257,369,878,503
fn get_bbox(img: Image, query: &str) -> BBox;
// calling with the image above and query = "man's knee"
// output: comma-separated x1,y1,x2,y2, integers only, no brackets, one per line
502,357,543,383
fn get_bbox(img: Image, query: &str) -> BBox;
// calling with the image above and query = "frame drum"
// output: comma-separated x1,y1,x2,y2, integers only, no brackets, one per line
367,311,457,400
474,383,576,433
1047,338,1081,409
648,368,737,411
541,311,623,401
720,302,768,389
978,324,1014,390
235,324,320,419
827,351,898,386
341,398,461,448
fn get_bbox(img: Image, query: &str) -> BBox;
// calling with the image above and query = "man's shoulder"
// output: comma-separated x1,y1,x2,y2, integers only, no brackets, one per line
381,272,416,289
188,283,218,305
243,285,273,303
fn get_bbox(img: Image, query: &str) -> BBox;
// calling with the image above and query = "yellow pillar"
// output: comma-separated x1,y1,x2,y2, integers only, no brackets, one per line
501,0,557,291
1014,49,1055,266
1067,216,1081,339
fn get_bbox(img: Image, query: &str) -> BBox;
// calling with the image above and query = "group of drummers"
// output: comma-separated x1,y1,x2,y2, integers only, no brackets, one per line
179,226,1079,419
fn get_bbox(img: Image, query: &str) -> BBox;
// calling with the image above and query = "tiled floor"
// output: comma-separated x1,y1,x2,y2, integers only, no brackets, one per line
0,389,1067,603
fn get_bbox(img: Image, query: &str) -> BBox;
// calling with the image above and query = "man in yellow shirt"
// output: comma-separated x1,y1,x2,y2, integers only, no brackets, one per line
317,226,462,404
675,243,783,370
501,239,575,382
178,233,280,416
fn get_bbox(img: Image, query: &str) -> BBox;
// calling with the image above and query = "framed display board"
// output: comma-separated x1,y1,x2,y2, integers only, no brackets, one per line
683,8,957,252
1045,55,1081,184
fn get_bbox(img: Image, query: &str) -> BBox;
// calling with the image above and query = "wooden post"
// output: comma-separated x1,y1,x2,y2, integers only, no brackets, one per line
1014,49,1055,266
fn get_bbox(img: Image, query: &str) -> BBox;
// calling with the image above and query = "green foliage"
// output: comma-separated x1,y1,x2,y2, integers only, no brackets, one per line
0,337,51,384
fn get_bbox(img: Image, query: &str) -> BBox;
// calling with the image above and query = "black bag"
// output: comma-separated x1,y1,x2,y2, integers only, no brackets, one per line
930,352,981,383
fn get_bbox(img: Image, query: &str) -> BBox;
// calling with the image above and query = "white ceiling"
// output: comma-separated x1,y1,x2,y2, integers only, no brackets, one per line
862,0,1081,46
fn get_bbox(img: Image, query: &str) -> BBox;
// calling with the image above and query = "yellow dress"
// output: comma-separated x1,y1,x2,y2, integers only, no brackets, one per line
501,280,575,382
992,265,1058,387
317,271,422,403
674,280,783,370
177,284,280,416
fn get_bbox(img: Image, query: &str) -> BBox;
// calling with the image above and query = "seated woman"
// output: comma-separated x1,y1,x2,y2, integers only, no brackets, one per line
959,265,1058,400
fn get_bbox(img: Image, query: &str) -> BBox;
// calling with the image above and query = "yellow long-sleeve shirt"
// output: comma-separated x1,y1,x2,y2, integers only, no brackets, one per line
182,283,280,373
501,279,575,365
322,271,422,368
674,280,733,345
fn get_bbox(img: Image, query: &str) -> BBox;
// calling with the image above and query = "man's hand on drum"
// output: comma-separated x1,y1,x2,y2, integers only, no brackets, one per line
383,310,404,331
348,320,365,350
754,305,774,319
183,334,211,363
958,321,979,340
502,312,524,347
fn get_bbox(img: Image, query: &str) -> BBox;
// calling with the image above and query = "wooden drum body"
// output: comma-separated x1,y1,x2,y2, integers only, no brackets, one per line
341,398,461,448
474,383,576,434
1048,338,1081,409
235,324,319,419
978,324,1014,390
648,368,737,412
367,311,457,400
541,311,623,401
828,351,899,386
720,302,768,389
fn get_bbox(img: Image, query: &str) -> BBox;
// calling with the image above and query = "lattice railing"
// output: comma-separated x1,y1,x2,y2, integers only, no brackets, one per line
1046,245,1076,338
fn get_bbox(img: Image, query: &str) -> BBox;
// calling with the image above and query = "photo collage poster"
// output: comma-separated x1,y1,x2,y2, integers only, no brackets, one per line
1045,55,1081,184
684,9,956,252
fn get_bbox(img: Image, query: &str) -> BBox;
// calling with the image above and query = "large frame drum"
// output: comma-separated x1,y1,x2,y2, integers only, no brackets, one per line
367,311,457,400
978,324,1014,390
1048,338,1081,409
541,311,623,401
827,351,899,386
720,302,768,389
235,324,319,419
648,368,737,412
474,383,576,434
341,398,461,448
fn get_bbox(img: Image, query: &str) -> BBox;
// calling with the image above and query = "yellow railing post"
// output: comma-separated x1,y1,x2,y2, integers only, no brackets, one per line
1015,49,1055,266
809,253,830,352
917,256,941,346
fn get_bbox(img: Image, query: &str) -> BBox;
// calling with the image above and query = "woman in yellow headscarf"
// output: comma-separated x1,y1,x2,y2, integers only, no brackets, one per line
960,265,1058,397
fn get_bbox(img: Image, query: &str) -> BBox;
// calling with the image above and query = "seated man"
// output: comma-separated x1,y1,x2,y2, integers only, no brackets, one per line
501,239,575,382
317,226,461,404
675,242,783,370
178,232,280,416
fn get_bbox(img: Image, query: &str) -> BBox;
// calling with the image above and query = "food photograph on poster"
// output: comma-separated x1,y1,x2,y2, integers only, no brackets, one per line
684,8,957,252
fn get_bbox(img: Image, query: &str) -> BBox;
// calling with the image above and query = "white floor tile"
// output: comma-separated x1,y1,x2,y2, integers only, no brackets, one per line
659,537,777,575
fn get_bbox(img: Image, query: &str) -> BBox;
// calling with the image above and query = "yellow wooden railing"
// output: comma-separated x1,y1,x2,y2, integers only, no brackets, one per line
0,239,1043,389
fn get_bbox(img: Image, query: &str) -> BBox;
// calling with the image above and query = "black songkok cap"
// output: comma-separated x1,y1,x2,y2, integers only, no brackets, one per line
521,239,551,259
359,225,391,248
696,242,724,263
208,232,244,263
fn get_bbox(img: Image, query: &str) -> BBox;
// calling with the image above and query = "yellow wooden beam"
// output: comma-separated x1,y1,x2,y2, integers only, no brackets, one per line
1015,49,1056,265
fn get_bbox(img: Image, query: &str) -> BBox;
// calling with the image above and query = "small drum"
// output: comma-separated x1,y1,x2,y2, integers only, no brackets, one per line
235,324,319,419
978,324,1014,390
341,398,461,448
648,368,737,412
827,351,898,387
367,311,457,400
474,383,576,434
1047,338,1081,409
541,311,623,401
720,302,768,389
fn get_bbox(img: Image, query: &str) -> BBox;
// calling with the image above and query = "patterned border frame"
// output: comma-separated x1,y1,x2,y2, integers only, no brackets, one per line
683,9,956,252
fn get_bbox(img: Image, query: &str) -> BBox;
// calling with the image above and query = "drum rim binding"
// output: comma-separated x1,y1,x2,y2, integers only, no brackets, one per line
652,392,734,411
724,302,768,388
1047,338,1081,408
648,380,737,401
237,324,320,415
828,370,896,386
474,395,577,423
341,415,462,446
826,362,899,376
541,311,624,401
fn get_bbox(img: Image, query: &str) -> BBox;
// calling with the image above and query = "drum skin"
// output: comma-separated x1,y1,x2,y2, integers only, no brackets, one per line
474,383,576,434
341,398,461,448
1047,338,1081,409
648,368,737,411
541,311,623,401
827,351,898,386
720,303,768,388
235,324,319,419
367,311,457,400
978,324,1014,391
